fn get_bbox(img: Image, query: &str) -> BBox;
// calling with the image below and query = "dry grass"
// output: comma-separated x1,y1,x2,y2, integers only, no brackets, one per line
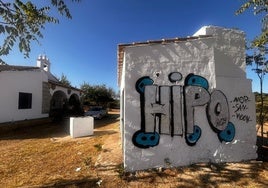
0,112,268,188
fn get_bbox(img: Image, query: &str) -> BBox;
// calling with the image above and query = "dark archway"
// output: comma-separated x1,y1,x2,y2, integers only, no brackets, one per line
50,90,68,121
68,93,82,115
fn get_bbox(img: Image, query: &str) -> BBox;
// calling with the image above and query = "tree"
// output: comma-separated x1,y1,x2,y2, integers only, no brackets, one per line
246,46,268,145
236,0,268,148
58,73,71,87
81,83,116,107
254,92,268,122
0,0,80,64
236,0,267,47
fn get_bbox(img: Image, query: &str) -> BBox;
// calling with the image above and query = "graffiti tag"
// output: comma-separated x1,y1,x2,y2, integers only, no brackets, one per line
132,73,236,148
231,96,252,123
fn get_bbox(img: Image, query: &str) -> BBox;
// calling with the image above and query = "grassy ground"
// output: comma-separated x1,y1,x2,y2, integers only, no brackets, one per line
0,112,268,187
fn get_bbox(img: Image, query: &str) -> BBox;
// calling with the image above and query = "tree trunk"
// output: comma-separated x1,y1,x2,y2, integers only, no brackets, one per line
260,75,264,146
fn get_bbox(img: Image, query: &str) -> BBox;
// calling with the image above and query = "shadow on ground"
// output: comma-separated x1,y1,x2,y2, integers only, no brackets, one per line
38,177,100,188
257,136,268,162
0,113,120,140
20,161,268,188
1,113,268,187
118,162,268,188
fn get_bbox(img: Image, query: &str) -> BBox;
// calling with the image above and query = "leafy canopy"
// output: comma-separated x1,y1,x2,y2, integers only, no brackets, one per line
81,83,116,107
236,0,268,47
0,0,80,64
58,73,71,87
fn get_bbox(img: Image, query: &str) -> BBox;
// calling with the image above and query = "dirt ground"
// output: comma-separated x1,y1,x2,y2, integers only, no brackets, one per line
0,111,268,188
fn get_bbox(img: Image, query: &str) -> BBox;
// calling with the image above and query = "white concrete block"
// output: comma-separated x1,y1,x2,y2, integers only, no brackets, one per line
70,117,94,138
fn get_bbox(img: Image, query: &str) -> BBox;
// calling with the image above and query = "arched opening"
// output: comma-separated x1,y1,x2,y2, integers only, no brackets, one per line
68,93,82,115
50,90,68,121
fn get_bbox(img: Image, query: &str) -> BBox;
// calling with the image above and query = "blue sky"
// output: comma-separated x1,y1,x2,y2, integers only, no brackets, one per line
2,0,267,93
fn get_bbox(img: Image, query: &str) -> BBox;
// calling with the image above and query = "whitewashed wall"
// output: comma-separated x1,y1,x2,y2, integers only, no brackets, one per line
0,70,48,123
49,84,81,100
121,26,257,171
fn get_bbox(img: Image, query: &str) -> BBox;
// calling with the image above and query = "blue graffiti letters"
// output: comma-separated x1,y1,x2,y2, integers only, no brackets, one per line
218,122,235,142
136,76,154,94
185,73,209,89
132,73,236,149
132,131,160,148
186,125,202,146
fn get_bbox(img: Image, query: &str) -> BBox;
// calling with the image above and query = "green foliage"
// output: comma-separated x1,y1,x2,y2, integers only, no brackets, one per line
255,92,268,122
0,0,80,63
247,47,267,126
236,0,267,47
108,100,120,109
58,73,71,87
81,83,116,107
246,46,268,74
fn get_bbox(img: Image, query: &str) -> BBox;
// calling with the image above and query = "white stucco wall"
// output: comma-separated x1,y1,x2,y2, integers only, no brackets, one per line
194,26,246,78
49,85,81,100
0,70,48,123
121,26,257,171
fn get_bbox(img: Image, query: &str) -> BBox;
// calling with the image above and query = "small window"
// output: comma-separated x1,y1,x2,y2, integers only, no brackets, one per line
18,92,32,109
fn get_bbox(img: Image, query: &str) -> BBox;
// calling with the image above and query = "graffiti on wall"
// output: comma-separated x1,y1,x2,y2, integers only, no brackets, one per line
132,73,236,148
231,96,252,123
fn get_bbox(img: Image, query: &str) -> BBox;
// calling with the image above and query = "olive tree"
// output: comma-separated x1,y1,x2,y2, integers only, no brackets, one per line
0,0,80,64
81,83,116,108
58,73,71,87
246,46,268,145
236,0,267,47
236,0,268,147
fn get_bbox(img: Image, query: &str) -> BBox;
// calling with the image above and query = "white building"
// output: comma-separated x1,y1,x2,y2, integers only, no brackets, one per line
0,55,82,124
118,26,257,171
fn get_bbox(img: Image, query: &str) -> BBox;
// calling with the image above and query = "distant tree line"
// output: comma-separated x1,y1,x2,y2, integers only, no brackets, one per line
57,75,120,109
81,83,119,109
